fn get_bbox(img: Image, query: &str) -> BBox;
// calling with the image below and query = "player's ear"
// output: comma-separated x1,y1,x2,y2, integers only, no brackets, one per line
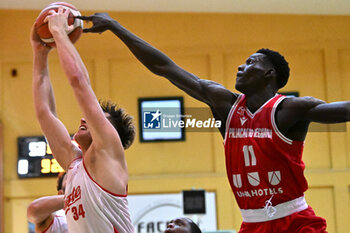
58,190,63,195
265,68,276,79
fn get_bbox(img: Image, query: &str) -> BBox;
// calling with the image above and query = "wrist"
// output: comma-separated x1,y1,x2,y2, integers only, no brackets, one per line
33,49,50,58
50,27,67,37
51,29,70,45
110,20,121,31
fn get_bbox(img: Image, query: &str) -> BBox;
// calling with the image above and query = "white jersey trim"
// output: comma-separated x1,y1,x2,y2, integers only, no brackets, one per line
271,96,293,145
82,159,128,197
245,94,278,118
240,196,308,222
224,94,244,146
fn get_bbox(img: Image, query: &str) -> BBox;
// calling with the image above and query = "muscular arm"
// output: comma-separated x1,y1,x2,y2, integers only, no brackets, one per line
304,101,350,123
31,26,79,171
78,14,237,125
27,195,64,231
276,96,350,141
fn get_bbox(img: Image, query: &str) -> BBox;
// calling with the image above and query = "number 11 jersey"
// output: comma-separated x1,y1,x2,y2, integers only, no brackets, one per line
224,94,308,220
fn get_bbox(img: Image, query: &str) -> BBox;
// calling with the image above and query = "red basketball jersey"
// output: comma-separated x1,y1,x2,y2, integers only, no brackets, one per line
224,94,308,211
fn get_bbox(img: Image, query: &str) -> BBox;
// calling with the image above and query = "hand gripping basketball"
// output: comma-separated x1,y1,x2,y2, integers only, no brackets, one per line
35,2,83,47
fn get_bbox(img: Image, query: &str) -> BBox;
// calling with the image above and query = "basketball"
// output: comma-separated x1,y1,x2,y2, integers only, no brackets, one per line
35,2,83,47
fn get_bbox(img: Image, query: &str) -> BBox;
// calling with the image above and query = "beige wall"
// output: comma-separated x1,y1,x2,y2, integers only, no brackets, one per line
0,123,4,233
0,9,350,233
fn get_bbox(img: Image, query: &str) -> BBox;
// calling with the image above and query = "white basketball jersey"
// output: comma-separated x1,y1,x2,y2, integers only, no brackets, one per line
43,210,68,233
64,157,134,233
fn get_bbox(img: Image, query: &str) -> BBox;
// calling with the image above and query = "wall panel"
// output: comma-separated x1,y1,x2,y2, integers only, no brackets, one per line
305,187,336,233
0,123,3,233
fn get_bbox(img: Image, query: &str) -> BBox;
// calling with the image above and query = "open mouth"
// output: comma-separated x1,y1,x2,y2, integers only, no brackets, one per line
79,125,87,130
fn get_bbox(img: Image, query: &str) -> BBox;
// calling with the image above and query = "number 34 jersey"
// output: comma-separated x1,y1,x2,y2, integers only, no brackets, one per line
64,157,134,233
224,94,308,210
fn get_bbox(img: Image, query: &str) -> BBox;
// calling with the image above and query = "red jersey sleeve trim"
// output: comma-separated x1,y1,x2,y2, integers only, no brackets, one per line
245,94,278,118
67,156,83,170
82,159,128,197
41,216,55,233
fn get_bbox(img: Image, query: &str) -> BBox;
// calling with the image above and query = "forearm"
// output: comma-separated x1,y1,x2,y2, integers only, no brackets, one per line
108,20,174,75
32,50,77,171
32,52,56,117
107,20,212,100
27,195,64,224
306,101,350,123
345,102,350,121
52,30,90,86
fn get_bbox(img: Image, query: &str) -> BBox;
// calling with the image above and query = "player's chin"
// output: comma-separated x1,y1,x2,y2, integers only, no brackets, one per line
73,131,82,140
75,129,88,136
235,82,246,93
74,131,90,143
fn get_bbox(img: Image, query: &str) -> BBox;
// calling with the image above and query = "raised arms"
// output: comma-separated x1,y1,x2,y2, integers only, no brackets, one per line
47,8,122,152
30,25,79,171
46,8,127,194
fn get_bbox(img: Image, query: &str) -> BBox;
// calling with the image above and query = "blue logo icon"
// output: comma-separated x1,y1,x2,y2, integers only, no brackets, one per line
143,110,162,129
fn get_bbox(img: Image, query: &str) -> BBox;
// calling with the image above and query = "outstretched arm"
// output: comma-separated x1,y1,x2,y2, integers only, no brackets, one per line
30,25,80,171
77,13,237,119
304,101,350,123
276,96,350,141
27,195,64,231
280,97,350,124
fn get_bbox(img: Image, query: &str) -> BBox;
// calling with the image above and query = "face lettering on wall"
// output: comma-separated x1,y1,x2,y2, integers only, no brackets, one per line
17,136,71,178
137,221,171,233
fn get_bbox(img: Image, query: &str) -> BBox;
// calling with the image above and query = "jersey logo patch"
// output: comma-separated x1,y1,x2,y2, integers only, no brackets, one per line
240,117,248,125
268,171,281,185
247,172,260,186
237,106,245,116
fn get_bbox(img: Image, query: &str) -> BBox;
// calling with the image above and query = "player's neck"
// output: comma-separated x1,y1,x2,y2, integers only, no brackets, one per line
245,90,276,113
78,142,92,155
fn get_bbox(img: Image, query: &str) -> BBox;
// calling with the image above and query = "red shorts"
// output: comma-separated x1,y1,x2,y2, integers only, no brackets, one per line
239,206,327,233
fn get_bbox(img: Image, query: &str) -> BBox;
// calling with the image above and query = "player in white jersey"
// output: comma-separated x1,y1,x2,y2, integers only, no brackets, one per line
27,173,68,233
30,7,135,233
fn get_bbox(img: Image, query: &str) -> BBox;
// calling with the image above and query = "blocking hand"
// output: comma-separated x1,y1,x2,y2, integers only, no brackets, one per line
76,13,115,33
